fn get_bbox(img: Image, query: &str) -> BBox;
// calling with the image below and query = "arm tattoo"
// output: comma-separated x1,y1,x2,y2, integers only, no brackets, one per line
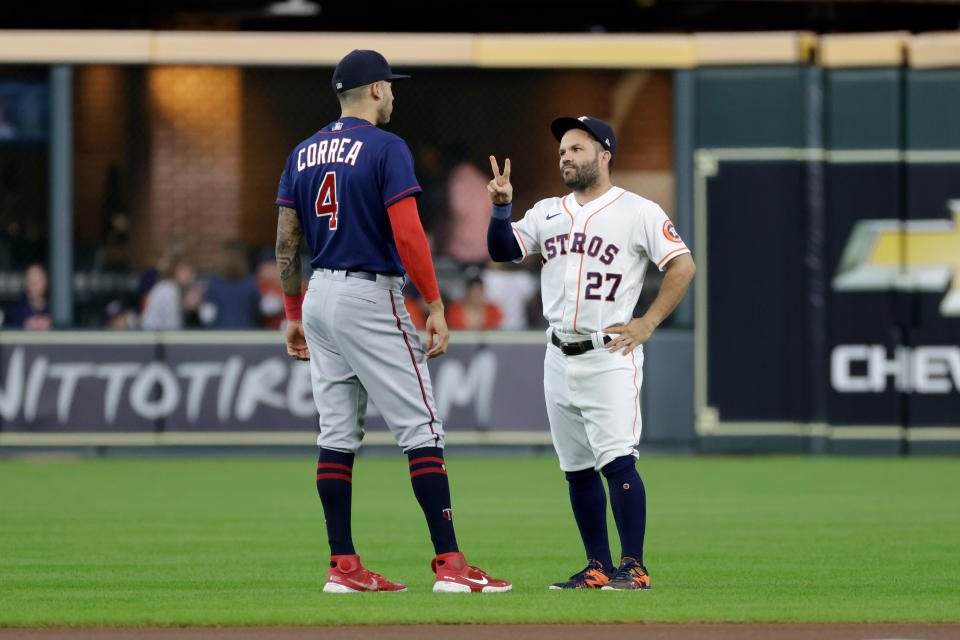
276,206,304,297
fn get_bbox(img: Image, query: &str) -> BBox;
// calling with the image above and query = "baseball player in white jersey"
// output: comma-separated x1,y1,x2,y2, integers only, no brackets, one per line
486,115,696,590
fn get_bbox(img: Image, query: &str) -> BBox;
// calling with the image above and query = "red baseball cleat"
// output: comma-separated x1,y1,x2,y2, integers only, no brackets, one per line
431,551,512,593
323,554,407,593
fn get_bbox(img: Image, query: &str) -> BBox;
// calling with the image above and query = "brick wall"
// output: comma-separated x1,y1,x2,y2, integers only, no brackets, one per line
136,66,242,270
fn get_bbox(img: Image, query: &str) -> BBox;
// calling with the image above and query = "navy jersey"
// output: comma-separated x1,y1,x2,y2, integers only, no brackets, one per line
276,116,422,274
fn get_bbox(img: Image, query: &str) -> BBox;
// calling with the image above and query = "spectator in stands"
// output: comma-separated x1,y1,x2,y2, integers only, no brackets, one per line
446,276,503,331
200,240,261,329
443,143,492,266
256,251,286,330
103,299,136,330
7,263,51,330
182,278,205,328
140,255,196,330
138,234,184,312
481,260,538,330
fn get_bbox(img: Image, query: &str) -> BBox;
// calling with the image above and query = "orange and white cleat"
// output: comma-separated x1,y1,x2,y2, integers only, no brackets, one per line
600,557,651,591
431,551,512,593
549,559,613,589
323,554,407,593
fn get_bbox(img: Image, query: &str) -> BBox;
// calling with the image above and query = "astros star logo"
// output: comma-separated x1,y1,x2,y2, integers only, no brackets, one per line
663,220,683,243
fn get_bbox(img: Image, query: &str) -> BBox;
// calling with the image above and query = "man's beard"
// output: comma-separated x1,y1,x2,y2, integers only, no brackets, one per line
562,158,600,190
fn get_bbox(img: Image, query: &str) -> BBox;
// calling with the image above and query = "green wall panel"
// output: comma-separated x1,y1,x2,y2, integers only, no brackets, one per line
908,69,960,150
696,66,806,148
826,69,901,150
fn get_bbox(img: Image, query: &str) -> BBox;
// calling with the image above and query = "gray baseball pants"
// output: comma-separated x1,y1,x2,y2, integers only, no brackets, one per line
301,268,444,453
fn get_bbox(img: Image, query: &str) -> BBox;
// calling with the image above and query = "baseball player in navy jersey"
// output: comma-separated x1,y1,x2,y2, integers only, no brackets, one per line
486,116,696,590
274,49,510,594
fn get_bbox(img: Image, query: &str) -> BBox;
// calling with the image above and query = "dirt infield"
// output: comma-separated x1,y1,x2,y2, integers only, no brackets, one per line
2,624,959,640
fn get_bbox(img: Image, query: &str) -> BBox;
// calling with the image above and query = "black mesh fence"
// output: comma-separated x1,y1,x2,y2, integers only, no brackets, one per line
0,63,676,330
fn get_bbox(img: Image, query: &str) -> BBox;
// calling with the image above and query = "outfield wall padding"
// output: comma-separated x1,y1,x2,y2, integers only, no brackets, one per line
694,65,960,451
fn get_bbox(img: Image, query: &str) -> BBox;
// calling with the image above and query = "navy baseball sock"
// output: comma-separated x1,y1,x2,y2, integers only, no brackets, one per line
316,448,356,556
407,446,459,555
565,467,614,571
601,455,647,566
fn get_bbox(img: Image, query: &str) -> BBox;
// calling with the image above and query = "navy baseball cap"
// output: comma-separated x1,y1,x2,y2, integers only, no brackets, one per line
551,116,617,160
332,49,410,93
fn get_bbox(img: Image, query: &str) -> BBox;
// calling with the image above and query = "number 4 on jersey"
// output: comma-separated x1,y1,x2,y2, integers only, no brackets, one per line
315,172,338,229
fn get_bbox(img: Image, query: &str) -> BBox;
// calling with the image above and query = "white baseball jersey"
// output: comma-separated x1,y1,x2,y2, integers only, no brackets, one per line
511,186,689,336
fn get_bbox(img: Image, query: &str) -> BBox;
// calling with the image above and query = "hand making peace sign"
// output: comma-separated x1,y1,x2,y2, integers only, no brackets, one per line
487,155,513,205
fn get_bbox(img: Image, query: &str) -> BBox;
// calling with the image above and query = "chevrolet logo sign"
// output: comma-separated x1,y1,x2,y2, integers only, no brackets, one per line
833,199,960,316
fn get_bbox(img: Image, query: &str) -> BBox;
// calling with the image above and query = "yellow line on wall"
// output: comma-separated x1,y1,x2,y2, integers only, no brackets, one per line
909,31,960,69
694,31,815,66
818,32,908,68
0,30,956,73
474,34,697,69
0,30,152,63
150,32,475,66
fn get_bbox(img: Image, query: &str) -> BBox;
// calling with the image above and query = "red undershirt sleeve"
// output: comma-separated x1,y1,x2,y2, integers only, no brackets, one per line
386,196,441,304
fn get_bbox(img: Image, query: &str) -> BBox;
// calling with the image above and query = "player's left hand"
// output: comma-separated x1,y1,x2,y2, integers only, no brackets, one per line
425,300,450,359
603,317,657,355
285,320,311,361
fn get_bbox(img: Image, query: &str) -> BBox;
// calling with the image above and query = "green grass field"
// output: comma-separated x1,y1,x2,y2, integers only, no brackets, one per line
1,455,958,626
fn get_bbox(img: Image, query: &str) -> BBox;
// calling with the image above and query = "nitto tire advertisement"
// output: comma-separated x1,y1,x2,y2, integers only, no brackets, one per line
0,340,548,434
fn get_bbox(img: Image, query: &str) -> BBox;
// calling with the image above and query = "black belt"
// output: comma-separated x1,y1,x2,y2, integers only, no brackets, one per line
324,269,400,282
551,332,612,356
345,270,378,282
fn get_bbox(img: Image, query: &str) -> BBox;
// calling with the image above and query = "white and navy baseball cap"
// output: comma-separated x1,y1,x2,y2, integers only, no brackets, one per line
550,115,617,160
332,49,410,93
